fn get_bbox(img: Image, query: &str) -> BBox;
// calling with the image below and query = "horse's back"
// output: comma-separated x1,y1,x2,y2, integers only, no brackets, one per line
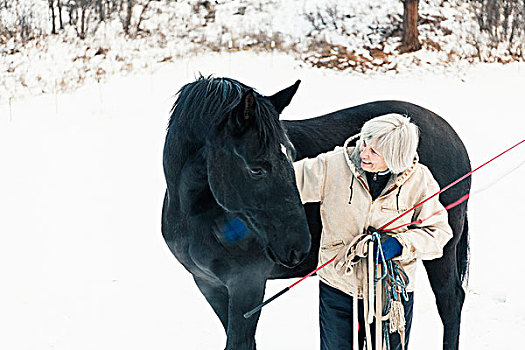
284,100,471,199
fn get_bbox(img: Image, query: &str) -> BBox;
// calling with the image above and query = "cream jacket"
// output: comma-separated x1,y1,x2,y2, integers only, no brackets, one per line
293,139,453,297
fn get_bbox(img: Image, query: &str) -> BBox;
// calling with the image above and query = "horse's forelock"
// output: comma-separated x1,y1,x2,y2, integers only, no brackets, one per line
168,76,288,156
168,76,242,129
252,98,289,157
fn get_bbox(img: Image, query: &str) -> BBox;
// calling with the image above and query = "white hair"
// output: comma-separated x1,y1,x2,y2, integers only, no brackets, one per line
357,114,419,174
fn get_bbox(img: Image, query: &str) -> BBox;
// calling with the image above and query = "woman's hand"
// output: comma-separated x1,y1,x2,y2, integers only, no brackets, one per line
376,237,403,261
333,234,373,275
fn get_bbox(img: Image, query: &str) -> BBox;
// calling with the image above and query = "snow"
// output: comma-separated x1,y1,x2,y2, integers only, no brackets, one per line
0,51,524,349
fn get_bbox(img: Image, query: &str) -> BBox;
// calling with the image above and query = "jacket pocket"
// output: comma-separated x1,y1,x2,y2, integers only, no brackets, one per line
321,240,345,252
381,204,409,213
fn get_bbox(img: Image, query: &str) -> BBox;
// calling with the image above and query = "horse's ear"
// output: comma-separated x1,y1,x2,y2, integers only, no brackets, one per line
230,89,256,133
268,80,301,114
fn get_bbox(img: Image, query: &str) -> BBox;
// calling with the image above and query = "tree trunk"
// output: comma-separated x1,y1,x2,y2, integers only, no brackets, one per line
81,6,86,39
58,0,64,30
97,0,104,22
124,0,133,34
68,3,76,26
136,0,155,33
49,0,56,34
401,0,421,52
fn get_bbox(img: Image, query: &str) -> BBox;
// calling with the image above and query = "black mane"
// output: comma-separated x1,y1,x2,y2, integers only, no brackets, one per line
168,76,289,154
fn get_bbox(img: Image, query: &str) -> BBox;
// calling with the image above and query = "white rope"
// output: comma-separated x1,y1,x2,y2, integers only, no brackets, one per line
336,232,409,349
363,259,373,350
471,158,525,195
353,292,359,350
367,241,375,324
375,264,383,350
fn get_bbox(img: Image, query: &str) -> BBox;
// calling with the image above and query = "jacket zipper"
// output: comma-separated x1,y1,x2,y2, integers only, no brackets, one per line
356,173,399,231
366,200,374,230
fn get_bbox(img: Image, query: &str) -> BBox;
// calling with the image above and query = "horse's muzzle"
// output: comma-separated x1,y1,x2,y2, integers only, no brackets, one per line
266,239,310,268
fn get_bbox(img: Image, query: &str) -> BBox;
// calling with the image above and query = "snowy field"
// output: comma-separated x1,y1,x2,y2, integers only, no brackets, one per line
0,52,524,349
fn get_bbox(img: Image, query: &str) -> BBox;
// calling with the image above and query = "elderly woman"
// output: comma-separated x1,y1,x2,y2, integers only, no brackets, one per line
293,114,453,350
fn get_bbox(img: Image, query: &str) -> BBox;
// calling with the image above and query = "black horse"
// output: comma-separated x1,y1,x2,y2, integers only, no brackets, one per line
162,77,470,350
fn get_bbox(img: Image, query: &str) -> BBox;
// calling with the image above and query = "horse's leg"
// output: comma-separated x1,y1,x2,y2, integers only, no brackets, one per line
423,235,465,350
194,276,229,332
225,275,267,350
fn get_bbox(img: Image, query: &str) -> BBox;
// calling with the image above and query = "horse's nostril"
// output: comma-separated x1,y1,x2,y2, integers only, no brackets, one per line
289,250,298,263
289,249,305,266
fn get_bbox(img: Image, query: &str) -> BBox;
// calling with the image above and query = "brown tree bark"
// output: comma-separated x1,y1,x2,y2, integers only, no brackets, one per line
401,0,421,52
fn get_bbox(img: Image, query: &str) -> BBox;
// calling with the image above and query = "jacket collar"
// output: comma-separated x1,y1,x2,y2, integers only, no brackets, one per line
343,134,420,190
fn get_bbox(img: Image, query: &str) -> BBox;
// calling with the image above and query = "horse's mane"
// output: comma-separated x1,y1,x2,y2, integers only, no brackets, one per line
168,76,288,154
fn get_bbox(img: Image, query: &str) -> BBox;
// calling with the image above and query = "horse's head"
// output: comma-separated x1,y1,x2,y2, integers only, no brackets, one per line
204,78,311,268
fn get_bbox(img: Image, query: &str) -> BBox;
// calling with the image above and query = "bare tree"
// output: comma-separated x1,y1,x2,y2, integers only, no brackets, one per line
77,0,94,39
68,1,77,26
123,0,133,34
136,0,161,33
48,0,57,34
469,0,525,56
96,0,105,22
57,0,64,30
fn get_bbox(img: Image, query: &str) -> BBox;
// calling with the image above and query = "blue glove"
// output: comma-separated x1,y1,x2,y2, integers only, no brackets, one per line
376,237,403,262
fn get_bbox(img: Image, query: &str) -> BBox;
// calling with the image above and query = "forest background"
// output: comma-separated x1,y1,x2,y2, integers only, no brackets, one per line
1,0,524,104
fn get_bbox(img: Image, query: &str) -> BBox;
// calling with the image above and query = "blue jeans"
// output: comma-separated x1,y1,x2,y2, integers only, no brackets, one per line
319,282,414,350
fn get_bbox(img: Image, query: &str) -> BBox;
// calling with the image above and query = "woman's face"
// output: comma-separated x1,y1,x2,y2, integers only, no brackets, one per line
359,139,388,172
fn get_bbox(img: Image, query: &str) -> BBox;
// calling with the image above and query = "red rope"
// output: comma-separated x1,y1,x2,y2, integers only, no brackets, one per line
243,139,524,318
379,139,524,231
291,140,524,292
289,257,336,289
386,193,470,231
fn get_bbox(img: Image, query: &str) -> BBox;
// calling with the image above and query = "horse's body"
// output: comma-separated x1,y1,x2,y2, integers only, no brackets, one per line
162,77,470,350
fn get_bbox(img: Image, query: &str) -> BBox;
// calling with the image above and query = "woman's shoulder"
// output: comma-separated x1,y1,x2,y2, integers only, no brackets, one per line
411,163,440,189
314,146,346,161
295,146,347,168
414,163,435,178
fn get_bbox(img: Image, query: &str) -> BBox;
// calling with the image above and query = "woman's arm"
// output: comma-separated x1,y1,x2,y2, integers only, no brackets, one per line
293,152,330,204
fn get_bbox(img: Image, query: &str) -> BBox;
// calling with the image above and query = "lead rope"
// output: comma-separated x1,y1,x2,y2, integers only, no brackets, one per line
353,287,359,350
342,232,409,350
370,232,410,350
373,232,386,350
329,229,419,348
375,261,383,350
363,255,373,350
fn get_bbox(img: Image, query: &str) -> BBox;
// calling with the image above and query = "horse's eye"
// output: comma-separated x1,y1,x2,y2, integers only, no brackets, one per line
248,167,267,178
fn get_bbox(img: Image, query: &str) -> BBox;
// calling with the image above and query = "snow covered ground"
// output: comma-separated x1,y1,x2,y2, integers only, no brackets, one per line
0,52,524,349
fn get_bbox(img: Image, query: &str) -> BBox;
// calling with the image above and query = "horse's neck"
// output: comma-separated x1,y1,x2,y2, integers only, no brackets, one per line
164,129,205,184
282,115,362,159
165,139,221,218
